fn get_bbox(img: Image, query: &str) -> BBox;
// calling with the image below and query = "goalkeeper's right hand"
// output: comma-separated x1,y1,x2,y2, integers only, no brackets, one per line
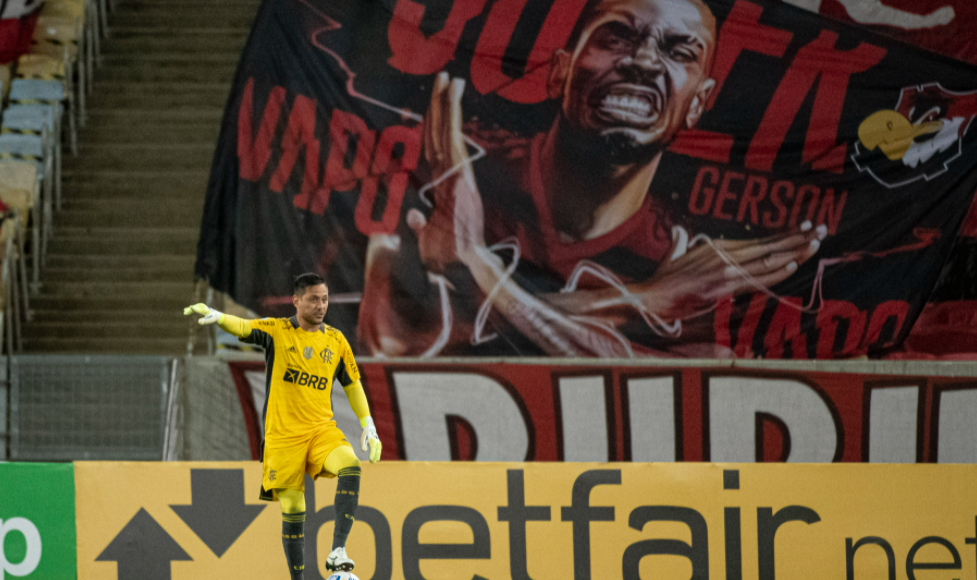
184,303,224,325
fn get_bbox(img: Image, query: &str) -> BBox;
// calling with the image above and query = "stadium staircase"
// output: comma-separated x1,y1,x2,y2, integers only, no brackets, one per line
22,0,261,354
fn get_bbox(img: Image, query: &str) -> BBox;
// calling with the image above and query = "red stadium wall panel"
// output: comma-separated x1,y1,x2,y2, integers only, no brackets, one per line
228,360,977,464
74,461,977,580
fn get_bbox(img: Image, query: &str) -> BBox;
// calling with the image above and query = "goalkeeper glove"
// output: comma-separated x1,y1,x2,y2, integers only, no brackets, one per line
360,417,382,463
183,303,224,325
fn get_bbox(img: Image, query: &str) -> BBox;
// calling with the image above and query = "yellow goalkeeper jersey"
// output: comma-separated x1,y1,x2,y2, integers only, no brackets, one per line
241,316,361,445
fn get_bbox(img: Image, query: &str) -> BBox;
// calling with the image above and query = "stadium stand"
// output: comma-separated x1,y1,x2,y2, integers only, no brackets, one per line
0,0,96,360
0,0,261,464
12,0,260,354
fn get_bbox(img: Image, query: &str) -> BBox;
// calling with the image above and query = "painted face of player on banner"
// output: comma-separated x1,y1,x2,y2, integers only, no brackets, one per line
548,0,717,162
294,283,329,327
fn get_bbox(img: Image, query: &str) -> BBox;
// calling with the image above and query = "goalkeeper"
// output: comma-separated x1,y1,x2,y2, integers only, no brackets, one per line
185,272,381,578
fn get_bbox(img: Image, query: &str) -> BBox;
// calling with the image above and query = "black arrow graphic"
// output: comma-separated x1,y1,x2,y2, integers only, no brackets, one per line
96,508,192,580
170,468,266,557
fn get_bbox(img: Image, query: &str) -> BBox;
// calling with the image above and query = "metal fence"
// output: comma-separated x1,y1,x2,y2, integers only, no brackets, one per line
0,359,6,460
10,355,171,461
173,355,253,461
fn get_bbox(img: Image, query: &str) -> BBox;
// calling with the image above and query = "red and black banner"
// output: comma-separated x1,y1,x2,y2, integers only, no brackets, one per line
228,359,977,463
197,0,977,359
781,0,977,65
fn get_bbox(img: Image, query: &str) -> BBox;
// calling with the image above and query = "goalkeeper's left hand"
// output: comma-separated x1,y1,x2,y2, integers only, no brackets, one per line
360,417,382,463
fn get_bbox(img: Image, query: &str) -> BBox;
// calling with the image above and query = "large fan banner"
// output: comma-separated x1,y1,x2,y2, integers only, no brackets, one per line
197,0,977,359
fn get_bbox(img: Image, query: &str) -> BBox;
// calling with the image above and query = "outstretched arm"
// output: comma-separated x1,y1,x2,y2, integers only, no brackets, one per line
184,303,251,337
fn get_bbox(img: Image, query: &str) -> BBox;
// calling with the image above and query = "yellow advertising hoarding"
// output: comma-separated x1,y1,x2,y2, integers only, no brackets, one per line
75,461,977,579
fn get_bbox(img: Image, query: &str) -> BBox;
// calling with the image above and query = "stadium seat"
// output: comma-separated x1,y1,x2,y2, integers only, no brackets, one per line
31,15,87,127
0,218,26,354
9,77,74,155
3,103,63,212
42,0,101,65
1,106,58,271
0,159,38,349
0,135,50,289
15,52,67,80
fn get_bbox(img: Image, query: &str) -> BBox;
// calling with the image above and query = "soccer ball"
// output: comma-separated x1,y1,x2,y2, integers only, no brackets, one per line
326,572,359,580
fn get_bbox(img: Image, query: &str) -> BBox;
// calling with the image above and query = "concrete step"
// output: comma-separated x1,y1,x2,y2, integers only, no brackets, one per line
86,86,231,109
78,120,221,145
62,183,209,202
34,280,193,298
102,31,249,55
55,209,203,229
39,263,194,282
116,0,260,12
25,318,187,338
96,62,237,84
108,25,251,36
60,170,210,198
82,106,224,123
29,293,191,311
101,52,243,66
22,336,190,354
110,10,258,30
92,81,231,99
30,308,188,324
43,253,195,270
57,199,204,227
62,143,217,172
82,96,227,117
119,0,260,7
46,228,198,255
118,0,260,8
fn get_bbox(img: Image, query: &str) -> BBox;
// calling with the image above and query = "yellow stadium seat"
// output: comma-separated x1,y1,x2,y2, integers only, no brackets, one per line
32,15,87,127
13,56,74,156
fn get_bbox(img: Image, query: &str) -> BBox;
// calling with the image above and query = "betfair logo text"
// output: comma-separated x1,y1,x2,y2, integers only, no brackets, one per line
283,368,329,390
0,518,41,577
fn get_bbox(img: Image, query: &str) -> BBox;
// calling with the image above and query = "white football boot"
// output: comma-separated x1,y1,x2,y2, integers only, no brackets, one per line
325,546,354,572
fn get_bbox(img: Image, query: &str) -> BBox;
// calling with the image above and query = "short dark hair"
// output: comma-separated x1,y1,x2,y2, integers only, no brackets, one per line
293,272,325,295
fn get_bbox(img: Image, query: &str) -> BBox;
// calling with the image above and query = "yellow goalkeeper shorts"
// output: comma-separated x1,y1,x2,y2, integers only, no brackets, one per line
260,423,352,501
